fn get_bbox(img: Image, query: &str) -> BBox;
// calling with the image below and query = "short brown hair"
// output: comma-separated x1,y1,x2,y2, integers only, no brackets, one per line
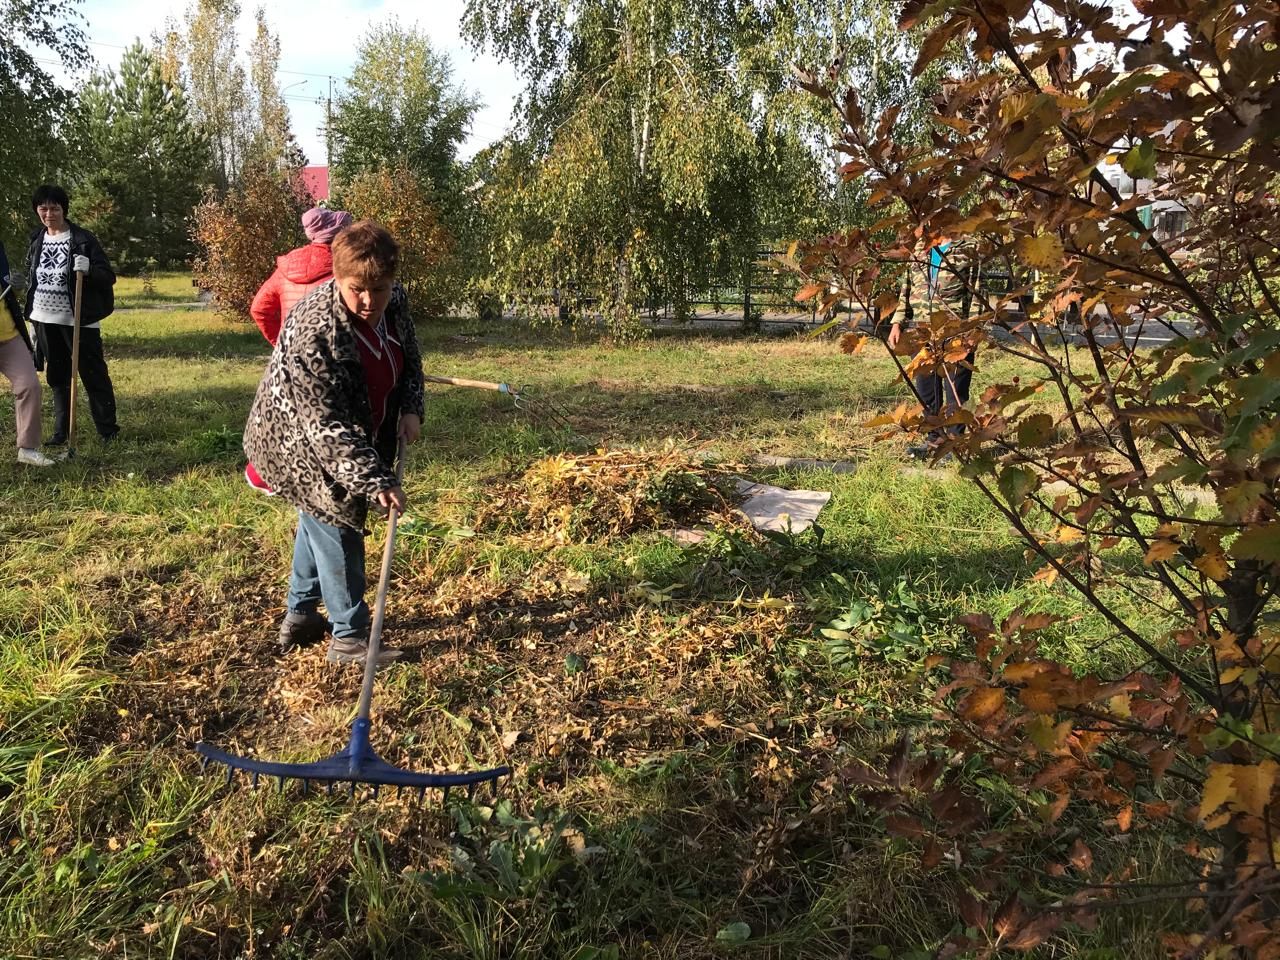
331,220,399,283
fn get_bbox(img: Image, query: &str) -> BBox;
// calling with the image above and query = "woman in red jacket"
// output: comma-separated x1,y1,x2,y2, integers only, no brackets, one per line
245,207,352,495
250,207,353,345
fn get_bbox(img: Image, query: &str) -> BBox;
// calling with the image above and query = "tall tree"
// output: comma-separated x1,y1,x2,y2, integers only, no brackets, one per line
0,0,88,251
327,19,480,193
178,0,250,189
75,42,212,269
159,1,298,187
461,0,852,328
245,6,301,167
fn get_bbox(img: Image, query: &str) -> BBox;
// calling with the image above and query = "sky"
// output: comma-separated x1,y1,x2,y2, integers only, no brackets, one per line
72,0,524,165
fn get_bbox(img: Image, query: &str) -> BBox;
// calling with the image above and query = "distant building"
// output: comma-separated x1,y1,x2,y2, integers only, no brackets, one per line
300,166,330,203
1095,156,1188,243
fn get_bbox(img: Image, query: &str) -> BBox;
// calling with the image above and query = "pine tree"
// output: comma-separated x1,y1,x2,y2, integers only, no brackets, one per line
76,42,213,268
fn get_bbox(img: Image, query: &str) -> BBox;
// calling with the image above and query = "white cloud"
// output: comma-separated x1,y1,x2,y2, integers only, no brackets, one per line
78,0,521,164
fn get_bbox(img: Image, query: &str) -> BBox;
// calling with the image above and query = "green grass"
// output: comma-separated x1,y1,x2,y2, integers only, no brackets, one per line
0,294,1189,958
114,270,205,308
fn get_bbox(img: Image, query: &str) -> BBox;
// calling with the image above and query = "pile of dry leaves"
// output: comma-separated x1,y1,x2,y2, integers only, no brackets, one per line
475,445,743,542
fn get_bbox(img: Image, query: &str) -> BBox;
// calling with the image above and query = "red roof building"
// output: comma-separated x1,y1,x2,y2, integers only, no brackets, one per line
300,166,330,202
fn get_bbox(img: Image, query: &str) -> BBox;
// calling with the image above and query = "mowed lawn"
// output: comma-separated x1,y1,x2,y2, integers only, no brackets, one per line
0,276,1181,959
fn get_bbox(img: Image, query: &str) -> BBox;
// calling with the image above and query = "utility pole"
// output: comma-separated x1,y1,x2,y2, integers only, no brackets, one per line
325,75,333,169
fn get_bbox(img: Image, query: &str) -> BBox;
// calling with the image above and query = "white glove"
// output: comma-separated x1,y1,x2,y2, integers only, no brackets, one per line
73,255,90,274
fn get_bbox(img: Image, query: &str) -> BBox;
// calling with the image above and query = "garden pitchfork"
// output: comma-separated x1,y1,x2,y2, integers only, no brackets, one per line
425,375,574,433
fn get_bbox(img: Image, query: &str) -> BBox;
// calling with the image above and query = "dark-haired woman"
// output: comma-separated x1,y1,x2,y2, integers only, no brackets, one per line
25,184,119,445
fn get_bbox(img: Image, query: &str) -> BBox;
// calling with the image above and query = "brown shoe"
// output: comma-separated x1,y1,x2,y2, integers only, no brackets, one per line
325,635,403,666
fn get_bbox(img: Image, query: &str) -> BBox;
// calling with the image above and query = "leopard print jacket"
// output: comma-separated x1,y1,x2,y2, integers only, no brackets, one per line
243,280,425,530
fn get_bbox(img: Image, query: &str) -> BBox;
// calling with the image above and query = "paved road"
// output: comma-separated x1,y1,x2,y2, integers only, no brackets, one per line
641,306,1198,348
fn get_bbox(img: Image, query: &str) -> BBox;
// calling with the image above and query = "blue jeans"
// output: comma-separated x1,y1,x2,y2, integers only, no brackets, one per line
286,512,368,639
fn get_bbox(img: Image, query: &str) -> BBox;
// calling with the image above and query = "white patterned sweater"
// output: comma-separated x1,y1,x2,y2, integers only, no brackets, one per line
30,231,98,328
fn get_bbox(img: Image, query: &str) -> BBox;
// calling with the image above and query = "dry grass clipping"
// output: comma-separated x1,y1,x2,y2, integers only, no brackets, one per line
476,445,743,542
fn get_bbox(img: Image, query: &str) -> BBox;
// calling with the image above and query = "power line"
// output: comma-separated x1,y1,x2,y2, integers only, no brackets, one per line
84,37,346,82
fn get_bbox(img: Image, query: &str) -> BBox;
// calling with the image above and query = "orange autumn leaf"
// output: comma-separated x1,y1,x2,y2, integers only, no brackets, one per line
1116,805,1133,832
1003,661,1050,683
1019,687,1059,714
1068,838,1093,872
959,686,1006,722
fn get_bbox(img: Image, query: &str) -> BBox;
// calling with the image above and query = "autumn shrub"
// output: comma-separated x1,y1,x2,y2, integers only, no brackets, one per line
794,0,1280,954
191,162,309,320
336,161,461,318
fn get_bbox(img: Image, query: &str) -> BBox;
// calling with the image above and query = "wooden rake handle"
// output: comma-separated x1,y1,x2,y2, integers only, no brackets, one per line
67,270,85,457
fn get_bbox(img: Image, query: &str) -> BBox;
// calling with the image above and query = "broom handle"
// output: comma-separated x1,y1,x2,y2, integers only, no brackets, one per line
68,271,84,455
425,374,513,395
355,438,406,722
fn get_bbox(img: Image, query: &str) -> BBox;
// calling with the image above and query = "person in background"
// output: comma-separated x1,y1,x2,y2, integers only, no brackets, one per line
25,184,119,445
0,240,54,467
244,221,424,665
249,207,353,346
885,241,980,459
243,208,355,495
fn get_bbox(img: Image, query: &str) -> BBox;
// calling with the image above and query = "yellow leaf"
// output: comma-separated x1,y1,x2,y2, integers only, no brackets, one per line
1219,665,1246,684
1231,524,1280,564
1231,760,1279,818
1199,763,1234,821
1108,694,1131,719
1055,525,1084,544
1218,481,1267,522
1016,233,1065,270
1249,423,1277,454
1144,539,1180,565
1194,552,1230,582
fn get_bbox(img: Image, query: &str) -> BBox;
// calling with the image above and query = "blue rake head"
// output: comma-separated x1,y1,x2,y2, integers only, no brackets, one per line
195,717,511,803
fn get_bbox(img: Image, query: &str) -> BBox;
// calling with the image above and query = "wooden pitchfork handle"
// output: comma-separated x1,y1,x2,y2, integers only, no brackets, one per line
424,374,514,395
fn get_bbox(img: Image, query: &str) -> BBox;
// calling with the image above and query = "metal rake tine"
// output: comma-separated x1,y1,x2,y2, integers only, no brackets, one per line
277,776,286,794
301,779,310,796
251,772,260,790
372,784,380,799
224,765,234,786
326,782,335,797
467,783,477,803
348,780,356,799
417,787,427,804
442,786,451,808
199,755,210,772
